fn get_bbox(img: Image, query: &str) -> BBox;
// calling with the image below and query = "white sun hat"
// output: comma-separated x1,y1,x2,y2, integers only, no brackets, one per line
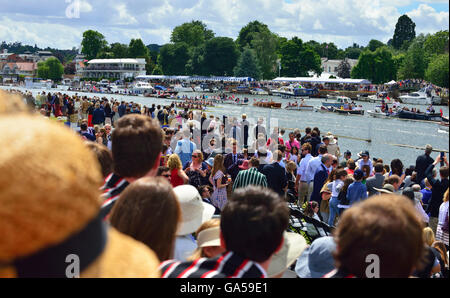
173,185,215,236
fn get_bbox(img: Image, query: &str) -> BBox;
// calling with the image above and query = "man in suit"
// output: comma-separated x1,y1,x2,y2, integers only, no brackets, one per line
415,144,435,187
366,163,385,197
262,150,287,197
310,154,334,206
240,114,250,149
224,139,244,181
425,154,449,234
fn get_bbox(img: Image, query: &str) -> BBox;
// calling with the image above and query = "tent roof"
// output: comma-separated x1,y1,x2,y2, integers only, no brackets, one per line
272,77,371,84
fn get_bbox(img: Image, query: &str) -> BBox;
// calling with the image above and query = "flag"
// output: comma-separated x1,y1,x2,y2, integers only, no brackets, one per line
387,96,390,101
440,109,443,117
93,86,98,92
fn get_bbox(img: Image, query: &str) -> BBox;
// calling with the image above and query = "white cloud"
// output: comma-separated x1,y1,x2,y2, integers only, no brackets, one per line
0,0,448,50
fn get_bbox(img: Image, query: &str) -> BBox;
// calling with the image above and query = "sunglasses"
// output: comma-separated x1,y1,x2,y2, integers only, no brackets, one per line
162,174,171,178
192,155,199,158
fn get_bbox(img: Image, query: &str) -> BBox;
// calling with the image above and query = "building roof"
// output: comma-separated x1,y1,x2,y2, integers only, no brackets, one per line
88,58,146,64
16,62,37,72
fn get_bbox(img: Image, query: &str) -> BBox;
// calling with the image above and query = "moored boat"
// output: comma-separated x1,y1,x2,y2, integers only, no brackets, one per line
253,100,282,109
285,104,314,111
399,88,441,105
397,110,443,122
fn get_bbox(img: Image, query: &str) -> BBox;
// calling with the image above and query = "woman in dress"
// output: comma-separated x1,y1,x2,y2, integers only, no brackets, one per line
167,154,189,188
184,150,208,189
112,102,120,127
209,154,229,210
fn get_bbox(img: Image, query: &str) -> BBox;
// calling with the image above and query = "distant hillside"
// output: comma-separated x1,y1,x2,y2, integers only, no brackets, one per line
147,44,162,53
0,41,78,63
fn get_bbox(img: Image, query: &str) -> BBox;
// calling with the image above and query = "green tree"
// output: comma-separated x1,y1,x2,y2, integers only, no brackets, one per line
367,39,385,52
345,47,362,59
186,45,205,75
351,47,396,83
425,54,449,88
203,37,239,76
110,43,129,58
37,57,64,81
171,21,214,48
128,39,149,58
392,15,416,49
236,21,271,51
234,48,261,80
152,64,163,75
279,37,322,77
321,42,339,59
250,31,278,79
158,43,190,75
424,30,449,57
337,59,351,78
397,39,426,80
81,30,107,60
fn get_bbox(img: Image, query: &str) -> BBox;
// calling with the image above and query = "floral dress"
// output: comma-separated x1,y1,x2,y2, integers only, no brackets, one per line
210,170,227,210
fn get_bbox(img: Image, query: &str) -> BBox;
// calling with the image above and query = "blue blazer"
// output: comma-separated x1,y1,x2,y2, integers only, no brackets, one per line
310,164,329,204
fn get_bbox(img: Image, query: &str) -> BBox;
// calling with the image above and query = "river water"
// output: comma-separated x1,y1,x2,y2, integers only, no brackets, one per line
2,86,448,167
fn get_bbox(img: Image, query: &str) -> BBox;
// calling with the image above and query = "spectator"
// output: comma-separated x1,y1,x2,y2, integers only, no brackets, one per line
232,158,268,190
402,187,429,224
295,143,314,206
366,163,385,197
110,177,181,262
421,178,433,205
295,237,337,278
0,113,160,277
209,154,229,211
198,185,221,215
160,186,290,278
85,142,113,179
172,185,215,262
310,154,334,206
416,145,435,187
168,154,189,188
346,169,368,206
304,201,327,238
435,189,449,246
157,166,171,183
325,195,424,278
262,150,288,197
92,103,105,126
174,129,197,168
425,155,449,234
184,150,208,189
187,219,225,261
267,232,307,278
100,115,162,218
327,169,348,226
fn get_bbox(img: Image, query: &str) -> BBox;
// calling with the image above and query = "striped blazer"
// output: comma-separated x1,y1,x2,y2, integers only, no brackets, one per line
232,167,268,191
159,252,267,278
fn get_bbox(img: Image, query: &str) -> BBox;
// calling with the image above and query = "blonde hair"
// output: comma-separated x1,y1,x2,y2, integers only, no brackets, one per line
193,150,204,162
422,227,435,247
444,189,449,203
212,154,225,177
167,154,182,171
187,219,220,261
286,161,297,174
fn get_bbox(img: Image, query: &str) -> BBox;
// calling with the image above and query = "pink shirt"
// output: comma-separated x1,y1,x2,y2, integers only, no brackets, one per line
286,139,300,151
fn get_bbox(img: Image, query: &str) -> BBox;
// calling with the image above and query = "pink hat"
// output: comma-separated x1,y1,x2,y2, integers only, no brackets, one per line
239,160,250,170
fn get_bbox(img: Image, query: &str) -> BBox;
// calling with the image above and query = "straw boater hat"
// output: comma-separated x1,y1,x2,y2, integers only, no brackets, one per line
326,132,337,145
374,184,395,194
0,113,160,278
267,232,307,278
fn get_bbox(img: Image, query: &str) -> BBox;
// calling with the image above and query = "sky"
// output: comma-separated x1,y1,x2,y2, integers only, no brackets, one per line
0,0,448,50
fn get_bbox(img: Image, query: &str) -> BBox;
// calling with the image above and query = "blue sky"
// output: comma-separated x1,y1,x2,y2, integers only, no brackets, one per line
0,0,448,50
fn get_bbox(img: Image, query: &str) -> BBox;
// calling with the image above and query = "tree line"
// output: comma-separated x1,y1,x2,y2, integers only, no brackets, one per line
6,15,447,87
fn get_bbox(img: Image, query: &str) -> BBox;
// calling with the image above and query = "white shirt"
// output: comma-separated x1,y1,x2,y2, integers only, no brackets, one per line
304,154,323,182
327,179,344,198
174,235,197,262
357,158,373,175
438,201,449,226
297,153,312,181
